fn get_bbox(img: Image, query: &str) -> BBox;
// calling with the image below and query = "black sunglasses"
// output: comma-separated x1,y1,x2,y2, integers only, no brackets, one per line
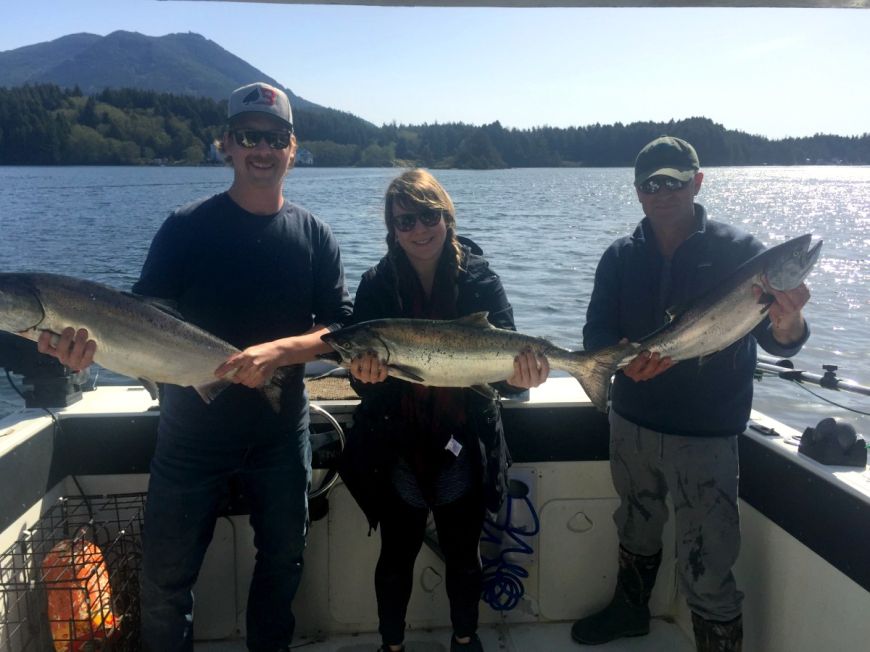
232,129,293,150
638,176,691,195
392,209,444,232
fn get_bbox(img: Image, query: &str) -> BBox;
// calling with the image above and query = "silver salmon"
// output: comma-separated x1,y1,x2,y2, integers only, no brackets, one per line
322,311,592,399
0,273,282,409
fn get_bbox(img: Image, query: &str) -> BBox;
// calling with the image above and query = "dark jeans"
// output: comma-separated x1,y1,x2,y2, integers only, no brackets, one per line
140,424,311,652
376,488,485,646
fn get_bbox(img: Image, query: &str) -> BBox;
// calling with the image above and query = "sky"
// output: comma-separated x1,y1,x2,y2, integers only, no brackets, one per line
2,1,869,139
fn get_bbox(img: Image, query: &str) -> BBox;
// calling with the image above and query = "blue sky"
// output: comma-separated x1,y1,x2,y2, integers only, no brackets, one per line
3,1,869,138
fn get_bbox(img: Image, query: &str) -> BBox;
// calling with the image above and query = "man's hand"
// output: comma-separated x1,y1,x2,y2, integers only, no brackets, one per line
36,327,97,371
348,351,388,384
215,341,286,389
214,327,335,389
507,349,550,389
755,278,810,345
620,339,674,382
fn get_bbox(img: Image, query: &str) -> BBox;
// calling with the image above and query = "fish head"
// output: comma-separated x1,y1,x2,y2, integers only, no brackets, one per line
764,234,822,291
0,274,45,333
321,322,390,366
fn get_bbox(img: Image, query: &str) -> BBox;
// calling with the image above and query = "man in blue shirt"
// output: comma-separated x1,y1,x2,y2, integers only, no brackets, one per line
572,136,810,651
39,82,352,652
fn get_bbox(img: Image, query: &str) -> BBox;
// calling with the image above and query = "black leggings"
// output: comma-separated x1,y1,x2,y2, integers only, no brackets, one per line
376,488,485,646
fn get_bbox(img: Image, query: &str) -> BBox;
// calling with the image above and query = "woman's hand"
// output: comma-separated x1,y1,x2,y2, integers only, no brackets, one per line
349,351,388,384
507,349,550,389
36,327,97,371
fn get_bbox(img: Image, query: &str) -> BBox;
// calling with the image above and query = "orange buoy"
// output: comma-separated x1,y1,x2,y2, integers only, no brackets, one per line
41,537,118,651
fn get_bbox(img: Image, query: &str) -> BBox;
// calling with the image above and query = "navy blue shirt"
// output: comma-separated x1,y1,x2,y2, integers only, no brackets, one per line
583,205,808,437
133,192,352,437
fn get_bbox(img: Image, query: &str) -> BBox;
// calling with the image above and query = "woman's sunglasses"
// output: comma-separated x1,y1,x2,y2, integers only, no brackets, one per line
638,176,691,195
232,129,293,150
392,209,444,232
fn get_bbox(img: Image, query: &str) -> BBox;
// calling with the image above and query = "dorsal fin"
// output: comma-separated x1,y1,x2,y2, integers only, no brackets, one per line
454,311,493,329
125,292,184,319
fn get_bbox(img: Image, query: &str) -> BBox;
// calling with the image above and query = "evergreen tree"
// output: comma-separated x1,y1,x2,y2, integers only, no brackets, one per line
0,83,867,167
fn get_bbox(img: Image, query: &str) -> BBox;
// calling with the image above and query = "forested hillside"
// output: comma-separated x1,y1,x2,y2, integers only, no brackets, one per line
1,85,867,168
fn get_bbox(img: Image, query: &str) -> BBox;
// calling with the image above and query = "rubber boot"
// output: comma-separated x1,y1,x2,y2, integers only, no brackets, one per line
691,612,743,652
571,546,662,645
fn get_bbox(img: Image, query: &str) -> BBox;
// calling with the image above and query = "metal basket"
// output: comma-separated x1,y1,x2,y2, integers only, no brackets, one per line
0,493,146,652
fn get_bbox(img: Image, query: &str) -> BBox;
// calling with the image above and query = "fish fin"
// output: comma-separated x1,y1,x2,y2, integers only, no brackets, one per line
194,379,233,405
387,364,426,383
126,293,184,319
470,384,498,399
664,305,680,323
138,378,160,400
563,343,636,412
697,350,725,367
455,311,494,329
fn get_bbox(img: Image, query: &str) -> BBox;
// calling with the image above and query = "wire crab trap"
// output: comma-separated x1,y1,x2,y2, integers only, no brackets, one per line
0,493,146,651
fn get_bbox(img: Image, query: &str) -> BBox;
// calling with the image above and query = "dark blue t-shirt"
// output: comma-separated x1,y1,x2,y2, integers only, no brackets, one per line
132,192,352,438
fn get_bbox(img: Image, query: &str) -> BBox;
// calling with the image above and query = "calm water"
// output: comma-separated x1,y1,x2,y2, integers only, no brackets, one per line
1,166,868,438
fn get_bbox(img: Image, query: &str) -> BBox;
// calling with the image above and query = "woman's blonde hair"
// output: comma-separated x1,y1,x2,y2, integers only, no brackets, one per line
384,169,462,271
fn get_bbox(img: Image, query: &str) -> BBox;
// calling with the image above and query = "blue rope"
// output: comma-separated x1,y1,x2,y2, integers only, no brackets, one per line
479,491,540,611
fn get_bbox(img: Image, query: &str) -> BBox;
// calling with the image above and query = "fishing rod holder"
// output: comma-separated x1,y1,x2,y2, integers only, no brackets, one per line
755,355,870,397
0,332,85,408
820,365,840,390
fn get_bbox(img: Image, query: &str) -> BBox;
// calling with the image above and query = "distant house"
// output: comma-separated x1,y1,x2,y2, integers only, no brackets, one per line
296,147,314,166
207,141,223,164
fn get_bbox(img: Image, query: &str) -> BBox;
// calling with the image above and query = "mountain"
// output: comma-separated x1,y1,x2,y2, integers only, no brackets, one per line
0,30,327,115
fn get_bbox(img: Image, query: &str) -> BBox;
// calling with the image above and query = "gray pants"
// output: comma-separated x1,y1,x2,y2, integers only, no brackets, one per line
609,410,744,621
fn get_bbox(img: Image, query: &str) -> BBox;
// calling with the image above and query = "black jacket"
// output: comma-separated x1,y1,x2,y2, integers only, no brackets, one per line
583,206,807,437
339,237,519,530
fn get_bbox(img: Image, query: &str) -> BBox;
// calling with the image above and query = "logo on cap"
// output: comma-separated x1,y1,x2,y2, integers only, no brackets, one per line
229,82,293,128
242,86,277,107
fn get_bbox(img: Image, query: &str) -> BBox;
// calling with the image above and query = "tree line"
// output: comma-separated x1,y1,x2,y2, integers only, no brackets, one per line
1,84,868,168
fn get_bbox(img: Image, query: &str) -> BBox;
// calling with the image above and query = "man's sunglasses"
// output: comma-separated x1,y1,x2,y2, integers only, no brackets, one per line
392,209,444,232
638,176,691,195
232,129,293,150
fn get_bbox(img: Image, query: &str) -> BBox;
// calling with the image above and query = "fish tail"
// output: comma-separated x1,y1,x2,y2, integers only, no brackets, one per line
562,343,635,412
195,378,233,405
260,381,282,414
195,369,288,413
259,365,298,414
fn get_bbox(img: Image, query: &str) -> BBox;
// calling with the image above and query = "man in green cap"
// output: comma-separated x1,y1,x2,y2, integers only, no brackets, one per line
572,136,811,651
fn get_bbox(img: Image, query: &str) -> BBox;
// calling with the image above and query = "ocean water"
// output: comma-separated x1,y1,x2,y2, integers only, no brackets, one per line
1,165,868,438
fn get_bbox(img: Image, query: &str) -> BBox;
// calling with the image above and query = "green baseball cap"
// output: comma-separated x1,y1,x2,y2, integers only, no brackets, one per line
634,136,700,185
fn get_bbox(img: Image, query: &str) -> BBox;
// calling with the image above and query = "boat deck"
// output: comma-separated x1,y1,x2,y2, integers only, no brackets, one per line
1,378,868,652
195,619,693,651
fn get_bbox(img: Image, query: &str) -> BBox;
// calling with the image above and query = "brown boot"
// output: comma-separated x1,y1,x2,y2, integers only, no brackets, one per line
571,546,662,645
691,612,742,652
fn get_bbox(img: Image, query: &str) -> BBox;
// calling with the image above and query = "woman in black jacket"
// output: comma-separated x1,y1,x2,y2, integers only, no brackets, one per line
342,169,548,652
